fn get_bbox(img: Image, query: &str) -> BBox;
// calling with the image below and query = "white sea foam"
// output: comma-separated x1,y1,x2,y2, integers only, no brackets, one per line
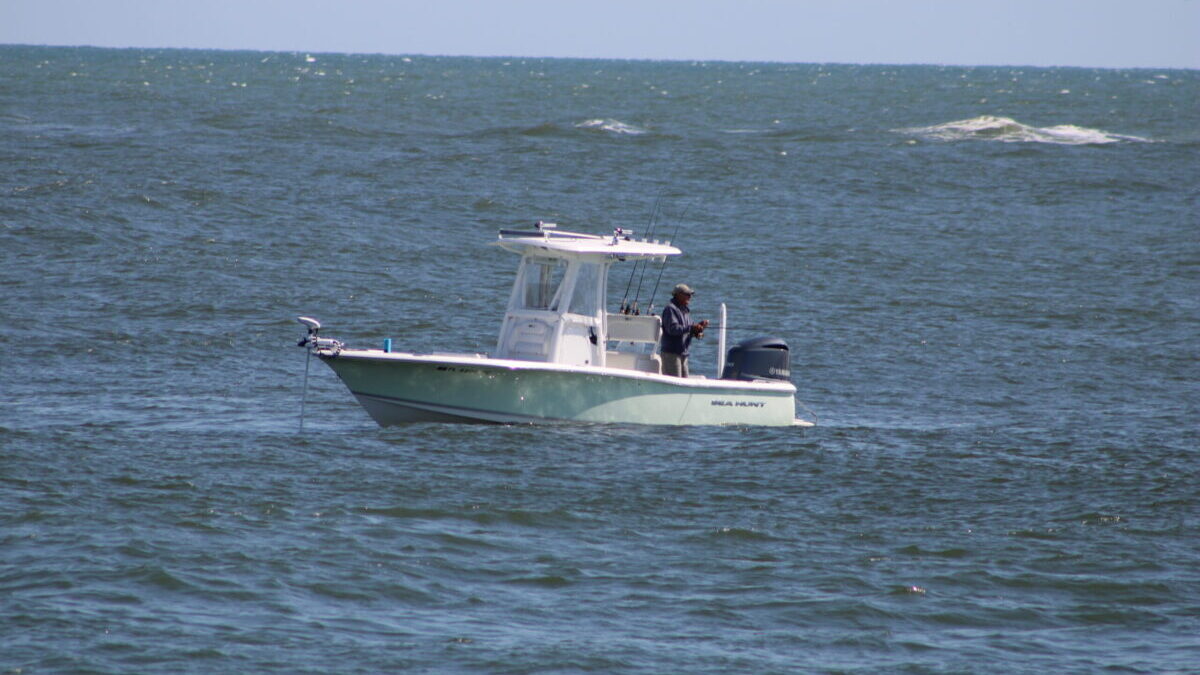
575,118,647,135
898,115,1150,145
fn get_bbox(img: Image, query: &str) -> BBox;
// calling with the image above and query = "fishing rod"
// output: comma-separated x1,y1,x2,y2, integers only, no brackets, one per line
629,186,748,314
628,200,676,309
641,198,696,314
620,192,665,313
703,324,784,333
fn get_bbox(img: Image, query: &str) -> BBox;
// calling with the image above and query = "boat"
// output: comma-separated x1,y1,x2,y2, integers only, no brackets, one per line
297,221,809,426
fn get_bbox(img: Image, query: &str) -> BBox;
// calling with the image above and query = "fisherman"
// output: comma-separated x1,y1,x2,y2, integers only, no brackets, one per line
660,283,709,378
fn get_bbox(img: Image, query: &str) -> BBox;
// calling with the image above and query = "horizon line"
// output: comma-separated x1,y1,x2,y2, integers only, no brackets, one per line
2,42,1196,73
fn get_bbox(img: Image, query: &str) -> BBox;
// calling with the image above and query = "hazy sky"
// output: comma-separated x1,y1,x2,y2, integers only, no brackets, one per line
3,0,1197,69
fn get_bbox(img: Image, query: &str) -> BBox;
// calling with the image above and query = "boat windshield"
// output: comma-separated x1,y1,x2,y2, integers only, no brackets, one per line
566,262,604,316
521,257,566,310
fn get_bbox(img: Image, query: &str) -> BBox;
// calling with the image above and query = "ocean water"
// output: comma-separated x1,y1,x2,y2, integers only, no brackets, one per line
2,45,1198,673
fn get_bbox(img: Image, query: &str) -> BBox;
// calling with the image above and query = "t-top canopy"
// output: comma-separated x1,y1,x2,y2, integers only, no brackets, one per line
495,222,681,260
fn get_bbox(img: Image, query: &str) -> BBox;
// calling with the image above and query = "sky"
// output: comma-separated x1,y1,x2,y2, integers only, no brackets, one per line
3,0,1198,69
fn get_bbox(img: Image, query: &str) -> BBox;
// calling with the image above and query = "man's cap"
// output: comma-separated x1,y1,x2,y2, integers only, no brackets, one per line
672,283,695,296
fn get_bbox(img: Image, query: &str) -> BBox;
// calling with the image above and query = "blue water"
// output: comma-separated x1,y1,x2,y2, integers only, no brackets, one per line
2,45,1198,672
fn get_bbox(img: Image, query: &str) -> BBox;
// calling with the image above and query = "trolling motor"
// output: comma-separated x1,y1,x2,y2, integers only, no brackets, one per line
297,316,321,346
296,316,342,354
295,316,344,431
296,316,321,431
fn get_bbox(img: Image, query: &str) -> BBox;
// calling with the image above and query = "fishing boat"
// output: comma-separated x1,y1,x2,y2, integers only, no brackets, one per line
297,221,809,426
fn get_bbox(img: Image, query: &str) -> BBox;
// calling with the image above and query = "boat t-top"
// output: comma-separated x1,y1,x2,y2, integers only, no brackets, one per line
297,221,808,426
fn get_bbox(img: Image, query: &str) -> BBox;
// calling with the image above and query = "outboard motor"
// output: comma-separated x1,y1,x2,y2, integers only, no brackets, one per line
721,337,791,382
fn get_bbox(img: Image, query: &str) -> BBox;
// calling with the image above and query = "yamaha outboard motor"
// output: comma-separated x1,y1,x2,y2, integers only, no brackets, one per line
721,337,791,382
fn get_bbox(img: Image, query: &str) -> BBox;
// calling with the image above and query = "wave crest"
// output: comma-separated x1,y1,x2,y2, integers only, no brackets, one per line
574,118,647,135
899,115,1149,145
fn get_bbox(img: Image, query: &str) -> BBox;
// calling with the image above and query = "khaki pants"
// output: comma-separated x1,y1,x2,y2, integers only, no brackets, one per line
661,352,688,378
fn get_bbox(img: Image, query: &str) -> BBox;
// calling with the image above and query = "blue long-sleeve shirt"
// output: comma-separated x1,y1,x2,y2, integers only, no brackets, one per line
660,298,694,357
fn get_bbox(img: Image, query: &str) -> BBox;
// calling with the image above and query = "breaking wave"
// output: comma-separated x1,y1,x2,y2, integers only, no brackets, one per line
574,118,647,135
899,115,1150,145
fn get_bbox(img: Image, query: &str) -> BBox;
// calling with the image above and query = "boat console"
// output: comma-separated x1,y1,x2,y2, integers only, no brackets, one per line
493,223,681,370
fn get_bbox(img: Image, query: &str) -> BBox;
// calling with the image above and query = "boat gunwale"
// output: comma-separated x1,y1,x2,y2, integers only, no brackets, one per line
321,348,797,394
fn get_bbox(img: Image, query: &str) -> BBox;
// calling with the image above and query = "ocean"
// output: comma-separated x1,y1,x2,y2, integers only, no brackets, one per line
1,45,1197,673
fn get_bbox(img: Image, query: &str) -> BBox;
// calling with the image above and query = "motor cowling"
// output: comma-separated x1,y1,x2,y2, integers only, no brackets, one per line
721,337,791,382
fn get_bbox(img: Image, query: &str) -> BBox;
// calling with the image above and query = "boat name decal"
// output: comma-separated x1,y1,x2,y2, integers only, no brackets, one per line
710,400,765,408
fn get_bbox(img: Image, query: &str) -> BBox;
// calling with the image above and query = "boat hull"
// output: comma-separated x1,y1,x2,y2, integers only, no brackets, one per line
318,350,799,426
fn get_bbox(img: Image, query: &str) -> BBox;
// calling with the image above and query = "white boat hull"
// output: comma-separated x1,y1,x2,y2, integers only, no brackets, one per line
318,349,800,426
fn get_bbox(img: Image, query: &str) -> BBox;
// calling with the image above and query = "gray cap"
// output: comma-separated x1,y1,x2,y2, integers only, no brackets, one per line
672,283,695,296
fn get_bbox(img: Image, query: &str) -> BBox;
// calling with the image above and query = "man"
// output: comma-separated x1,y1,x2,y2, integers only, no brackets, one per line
660,283,709,378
